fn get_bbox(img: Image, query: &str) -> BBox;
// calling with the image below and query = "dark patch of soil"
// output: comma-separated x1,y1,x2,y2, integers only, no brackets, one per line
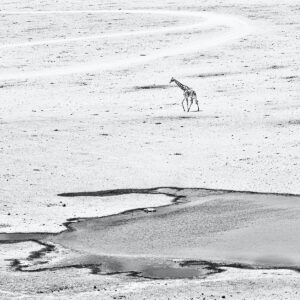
132,84,170,90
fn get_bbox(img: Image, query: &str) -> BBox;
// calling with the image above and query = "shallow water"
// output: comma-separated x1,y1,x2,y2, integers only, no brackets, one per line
49,189,300,269
0,232,50,242
53,255,220,279
1,187,300,278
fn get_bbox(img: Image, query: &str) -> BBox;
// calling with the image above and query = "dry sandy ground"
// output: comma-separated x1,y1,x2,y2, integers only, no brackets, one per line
0,0,300,298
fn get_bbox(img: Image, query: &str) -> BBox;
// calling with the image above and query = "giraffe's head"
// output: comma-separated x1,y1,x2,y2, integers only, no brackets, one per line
169,77,175,84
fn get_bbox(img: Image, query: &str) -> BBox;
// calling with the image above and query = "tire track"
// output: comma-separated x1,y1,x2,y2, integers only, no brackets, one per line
0,9,254,80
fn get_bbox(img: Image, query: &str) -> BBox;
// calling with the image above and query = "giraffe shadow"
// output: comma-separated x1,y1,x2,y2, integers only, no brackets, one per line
150,114,219,122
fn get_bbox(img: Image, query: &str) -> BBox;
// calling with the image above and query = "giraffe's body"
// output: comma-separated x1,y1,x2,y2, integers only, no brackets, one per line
170,77,199,112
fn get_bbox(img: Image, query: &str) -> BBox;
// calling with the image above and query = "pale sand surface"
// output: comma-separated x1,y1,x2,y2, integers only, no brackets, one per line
0,0,299,234
0,0,300,298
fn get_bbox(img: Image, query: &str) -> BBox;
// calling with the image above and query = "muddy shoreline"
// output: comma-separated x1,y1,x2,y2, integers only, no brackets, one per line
1,187,300,279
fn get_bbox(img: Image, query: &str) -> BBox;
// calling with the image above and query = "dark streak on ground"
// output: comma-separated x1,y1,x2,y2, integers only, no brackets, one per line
190,72,237,78
6,240,55,272
28,241,55,260
180,260,300,274
288,120,300,125
187,65,290,80
131,84,171,91
282,75,298,80
268,65,285,70
58,186,300,198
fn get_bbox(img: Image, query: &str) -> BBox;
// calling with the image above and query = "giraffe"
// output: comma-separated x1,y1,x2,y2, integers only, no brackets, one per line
170,77,199,112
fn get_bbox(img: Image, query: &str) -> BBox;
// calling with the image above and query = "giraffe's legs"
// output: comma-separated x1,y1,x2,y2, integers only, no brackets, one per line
182,98,187,111
187,96,194,112
185,97,189,112
188,95,199,112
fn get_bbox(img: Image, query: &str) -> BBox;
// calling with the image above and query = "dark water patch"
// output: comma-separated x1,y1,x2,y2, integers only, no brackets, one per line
8,249,223,279
7,245,300,279
137,265,205,279
0,232,51,242
132,260,223,279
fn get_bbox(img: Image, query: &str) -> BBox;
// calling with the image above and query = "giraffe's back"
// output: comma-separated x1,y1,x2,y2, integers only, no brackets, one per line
184,89,196,97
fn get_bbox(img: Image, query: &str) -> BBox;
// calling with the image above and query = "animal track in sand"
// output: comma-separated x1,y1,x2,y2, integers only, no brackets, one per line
0,10,254,80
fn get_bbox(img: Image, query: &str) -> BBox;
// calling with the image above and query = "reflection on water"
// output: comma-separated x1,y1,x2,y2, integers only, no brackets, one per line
100,256,220,279
52,255,222,279
139,264,209,279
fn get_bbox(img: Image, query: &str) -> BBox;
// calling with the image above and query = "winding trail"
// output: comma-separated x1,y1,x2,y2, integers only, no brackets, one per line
0,9,254,80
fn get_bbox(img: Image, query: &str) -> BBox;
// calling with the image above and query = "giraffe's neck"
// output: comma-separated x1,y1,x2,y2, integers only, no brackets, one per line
173,79,189,91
